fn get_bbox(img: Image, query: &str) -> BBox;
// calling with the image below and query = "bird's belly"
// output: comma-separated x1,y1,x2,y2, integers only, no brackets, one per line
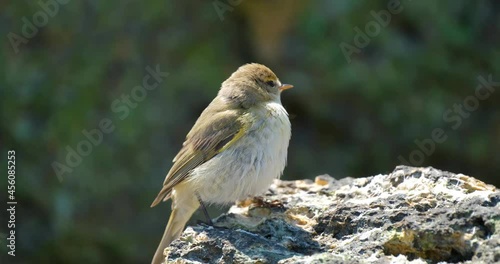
190,104,291,205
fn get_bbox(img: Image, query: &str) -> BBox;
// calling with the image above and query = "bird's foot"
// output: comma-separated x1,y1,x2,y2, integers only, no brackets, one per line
249,196,284,208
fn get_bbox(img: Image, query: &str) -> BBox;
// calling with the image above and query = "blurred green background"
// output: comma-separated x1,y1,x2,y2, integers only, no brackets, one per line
1,0,499,263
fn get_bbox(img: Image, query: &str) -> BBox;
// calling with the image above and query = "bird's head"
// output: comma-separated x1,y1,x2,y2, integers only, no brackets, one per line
219,63,293,108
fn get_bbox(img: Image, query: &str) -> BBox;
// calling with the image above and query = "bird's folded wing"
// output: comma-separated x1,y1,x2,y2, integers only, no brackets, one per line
150,108,248,207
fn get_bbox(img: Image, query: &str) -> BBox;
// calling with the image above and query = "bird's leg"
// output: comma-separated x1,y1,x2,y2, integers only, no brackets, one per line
195,192,214,226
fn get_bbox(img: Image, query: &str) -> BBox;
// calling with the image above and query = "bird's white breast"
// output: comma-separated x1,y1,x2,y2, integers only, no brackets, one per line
190,101,291,205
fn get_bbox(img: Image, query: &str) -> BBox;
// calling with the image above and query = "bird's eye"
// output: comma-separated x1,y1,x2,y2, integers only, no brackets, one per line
266,80,275,87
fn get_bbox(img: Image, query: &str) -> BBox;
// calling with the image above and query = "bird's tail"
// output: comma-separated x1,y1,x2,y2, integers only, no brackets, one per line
151,195,199,264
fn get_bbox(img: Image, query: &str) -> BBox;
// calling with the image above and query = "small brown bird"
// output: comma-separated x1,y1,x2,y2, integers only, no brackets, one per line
150,63,292,264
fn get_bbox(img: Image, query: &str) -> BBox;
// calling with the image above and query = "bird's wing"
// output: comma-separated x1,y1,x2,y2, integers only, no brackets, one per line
150,107,248,207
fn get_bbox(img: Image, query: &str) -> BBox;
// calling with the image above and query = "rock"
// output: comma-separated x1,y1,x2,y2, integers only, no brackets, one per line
161,166,500,264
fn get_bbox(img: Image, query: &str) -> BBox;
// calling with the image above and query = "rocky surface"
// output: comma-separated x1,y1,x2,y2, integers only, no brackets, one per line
161,166,500,264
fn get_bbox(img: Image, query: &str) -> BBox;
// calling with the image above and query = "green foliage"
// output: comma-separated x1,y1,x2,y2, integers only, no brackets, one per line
1,0,499,263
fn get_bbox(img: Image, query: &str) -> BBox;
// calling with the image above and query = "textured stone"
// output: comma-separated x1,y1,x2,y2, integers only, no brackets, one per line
162,166,500,264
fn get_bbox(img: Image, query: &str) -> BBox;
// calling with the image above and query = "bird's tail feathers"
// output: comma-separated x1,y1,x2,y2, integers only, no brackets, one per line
151,196,199,264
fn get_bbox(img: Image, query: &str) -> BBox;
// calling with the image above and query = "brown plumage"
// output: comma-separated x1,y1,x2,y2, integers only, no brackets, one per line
150,63,292,264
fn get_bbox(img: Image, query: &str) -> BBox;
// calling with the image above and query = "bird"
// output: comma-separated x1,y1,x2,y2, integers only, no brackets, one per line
150,63,292,264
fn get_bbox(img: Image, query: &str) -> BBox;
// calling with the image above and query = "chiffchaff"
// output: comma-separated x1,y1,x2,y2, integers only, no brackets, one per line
151,63,292,264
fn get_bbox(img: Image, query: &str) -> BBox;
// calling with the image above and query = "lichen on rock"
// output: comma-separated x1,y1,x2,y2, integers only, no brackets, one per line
161,166,500,264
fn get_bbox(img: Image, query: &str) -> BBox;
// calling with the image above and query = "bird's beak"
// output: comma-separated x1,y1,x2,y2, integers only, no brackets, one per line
279,84,293,91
